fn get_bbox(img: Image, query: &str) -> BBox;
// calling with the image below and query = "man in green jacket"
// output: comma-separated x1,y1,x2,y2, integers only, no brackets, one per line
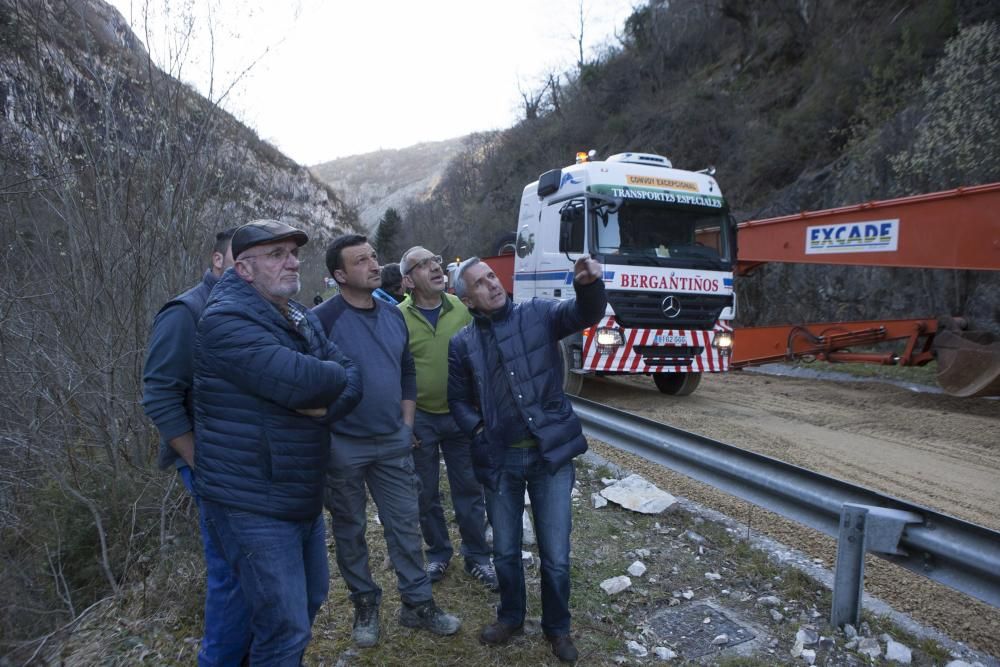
399,246,498,591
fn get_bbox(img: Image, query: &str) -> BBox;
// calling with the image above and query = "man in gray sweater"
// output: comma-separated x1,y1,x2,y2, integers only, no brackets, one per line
313,234,461,648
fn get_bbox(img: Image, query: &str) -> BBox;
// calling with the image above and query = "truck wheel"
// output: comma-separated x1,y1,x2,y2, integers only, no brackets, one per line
561,341,584,396
653,372,701,396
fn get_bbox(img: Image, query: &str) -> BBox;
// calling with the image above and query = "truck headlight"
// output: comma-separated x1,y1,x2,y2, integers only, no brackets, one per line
595,327,624,355
712,331,733,355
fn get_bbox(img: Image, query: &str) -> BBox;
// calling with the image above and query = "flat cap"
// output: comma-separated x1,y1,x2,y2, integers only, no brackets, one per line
231,219,309,259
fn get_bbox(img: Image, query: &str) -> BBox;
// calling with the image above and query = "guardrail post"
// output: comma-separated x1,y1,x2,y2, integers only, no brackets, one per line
831,503,923,627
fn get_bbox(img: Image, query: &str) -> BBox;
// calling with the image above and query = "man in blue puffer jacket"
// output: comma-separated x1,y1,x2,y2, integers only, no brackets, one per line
448,254,605,664
194,219,363,666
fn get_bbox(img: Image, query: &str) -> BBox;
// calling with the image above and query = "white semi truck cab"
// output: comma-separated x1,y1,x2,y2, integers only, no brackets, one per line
512,151,737,395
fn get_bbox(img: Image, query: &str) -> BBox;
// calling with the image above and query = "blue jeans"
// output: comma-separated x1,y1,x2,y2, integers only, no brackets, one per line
325,425,432,605
201,500,329,667
178,466,252,666
487,448,575,637
412,409,490,568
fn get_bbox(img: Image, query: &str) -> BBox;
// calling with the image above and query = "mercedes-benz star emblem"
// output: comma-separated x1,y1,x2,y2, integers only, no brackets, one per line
661,295,681,319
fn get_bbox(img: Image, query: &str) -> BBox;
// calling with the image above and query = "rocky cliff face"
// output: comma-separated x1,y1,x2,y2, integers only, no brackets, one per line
311,136,466,232
0,0,361,251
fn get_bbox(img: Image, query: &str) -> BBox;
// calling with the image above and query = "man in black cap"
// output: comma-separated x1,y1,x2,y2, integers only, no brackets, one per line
193,219,363,664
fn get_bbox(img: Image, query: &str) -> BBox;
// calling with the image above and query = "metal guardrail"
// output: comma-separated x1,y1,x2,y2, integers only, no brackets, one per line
571,396,1000,622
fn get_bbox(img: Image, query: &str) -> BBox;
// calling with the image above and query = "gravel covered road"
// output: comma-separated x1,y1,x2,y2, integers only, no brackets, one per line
579,370,1000,656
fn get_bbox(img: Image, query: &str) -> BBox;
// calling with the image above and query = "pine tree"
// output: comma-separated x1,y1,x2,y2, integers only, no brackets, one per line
374,207,402,261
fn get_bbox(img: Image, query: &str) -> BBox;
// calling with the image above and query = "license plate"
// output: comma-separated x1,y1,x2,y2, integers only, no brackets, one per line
653,334,687,345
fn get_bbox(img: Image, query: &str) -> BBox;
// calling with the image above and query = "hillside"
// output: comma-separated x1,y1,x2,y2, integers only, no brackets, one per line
0,0,361,647
311,136,467,232
385,0,999,332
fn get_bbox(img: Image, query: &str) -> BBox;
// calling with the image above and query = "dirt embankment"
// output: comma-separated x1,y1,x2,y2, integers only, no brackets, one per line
580,370,1000,655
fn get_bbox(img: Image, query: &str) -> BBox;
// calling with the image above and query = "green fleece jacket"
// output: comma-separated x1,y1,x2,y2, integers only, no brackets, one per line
399,292,472,413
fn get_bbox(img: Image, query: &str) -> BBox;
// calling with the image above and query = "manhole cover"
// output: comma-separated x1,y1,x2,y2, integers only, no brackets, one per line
648,603,756,658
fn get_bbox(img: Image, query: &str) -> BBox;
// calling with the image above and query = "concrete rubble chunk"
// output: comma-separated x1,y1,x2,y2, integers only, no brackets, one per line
684,530,706,543
711,634,729,646
522,509,536,545
626,640,648,657
600,474,678,514
795,627,819,646
628,561,647,577
601,575,632,595
801,648,817,664
653,646,677,660
857,637,882,659
885,639,912,664
757,595,781,606
790,639,805,658
592,492,608,508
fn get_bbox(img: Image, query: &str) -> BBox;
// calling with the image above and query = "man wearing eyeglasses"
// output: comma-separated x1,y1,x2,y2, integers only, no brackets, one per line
397,246,497,593
314,234,461,649
192,219,363,665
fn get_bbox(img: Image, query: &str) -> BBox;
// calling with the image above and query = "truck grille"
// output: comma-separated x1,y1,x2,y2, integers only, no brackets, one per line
608,291,730,330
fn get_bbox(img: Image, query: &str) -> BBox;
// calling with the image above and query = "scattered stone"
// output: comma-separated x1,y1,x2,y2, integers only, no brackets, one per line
601,477,618,485
524,490,531,505
570,487,581,498
684,530,706,544
600,575,632,595
682,589,694,600
757,595,781,606
653,646,677,660
801,648,816,664
628,561,647,577
844,624,858,640
711,634,729,646
885,639,912,664
768,638,779,649
944,661,973,667
627,640,648,657
703,617,711,624
522,510,536,545
845,638,859,650
880,633,894,644
795,627,819,646
770,609,784,622
857,637,882,659
521,550,533,563
592,492,608,509
600,474,678,514
636,548,651,558
704,572,722,580
819,636,834,651
790,639,805,658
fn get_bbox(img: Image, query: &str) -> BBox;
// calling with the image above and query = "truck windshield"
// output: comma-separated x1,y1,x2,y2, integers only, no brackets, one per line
592,200,731,268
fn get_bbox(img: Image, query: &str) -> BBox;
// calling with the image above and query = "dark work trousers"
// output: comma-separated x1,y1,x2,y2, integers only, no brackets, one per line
324,424,433,606
411,408,491,569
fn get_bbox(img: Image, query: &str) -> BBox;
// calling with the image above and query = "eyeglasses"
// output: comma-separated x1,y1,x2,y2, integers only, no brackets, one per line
405,254,443,274
240,247,300,263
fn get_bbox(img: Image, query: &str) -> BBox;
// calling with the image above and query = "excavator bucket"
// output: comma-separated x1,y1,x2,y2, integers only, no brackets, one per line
934,329,1000,398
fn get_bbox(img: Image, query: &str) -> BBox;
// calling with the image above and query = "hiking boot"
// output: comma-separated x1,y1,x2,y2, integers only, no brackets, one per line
547,634,579,663
351,594,380,648
466,561,500,592
424,560,449,583
398,599,461,635
479,621,524,645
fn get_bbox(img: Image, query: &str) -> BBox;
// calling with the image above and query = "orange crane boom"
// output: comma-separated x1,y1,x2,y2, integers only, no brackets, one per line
732,182,1000,397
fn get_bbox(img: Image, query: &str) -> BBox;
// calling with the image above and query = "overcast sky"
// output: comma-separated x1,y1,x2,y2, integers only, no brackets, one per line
108,0,637,165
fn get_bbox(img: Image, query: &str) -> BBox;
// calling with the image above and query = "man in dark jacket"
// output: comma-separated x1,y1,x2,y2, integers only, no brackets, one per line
194,220,362,665
142,227,254,665
448,255,605,664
